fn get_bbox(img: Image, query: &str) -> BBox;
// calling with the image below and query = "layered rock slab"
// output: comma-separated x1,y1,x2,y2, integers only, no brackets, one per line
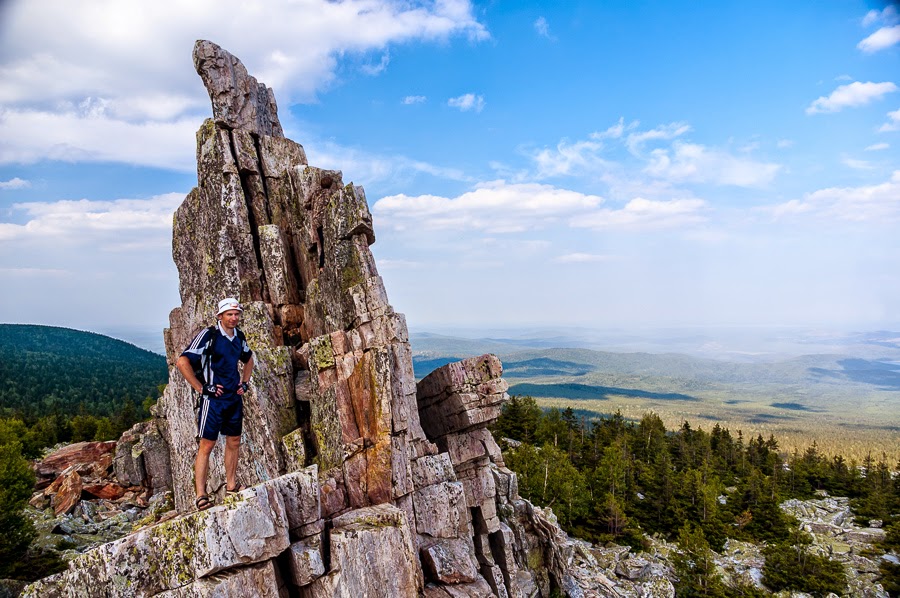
21,473,304,597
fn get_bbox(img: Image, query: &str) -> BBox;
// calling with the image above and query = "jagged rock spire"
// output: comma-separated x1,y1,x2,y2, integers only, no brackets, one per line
193,40,283,137
21,42,595,598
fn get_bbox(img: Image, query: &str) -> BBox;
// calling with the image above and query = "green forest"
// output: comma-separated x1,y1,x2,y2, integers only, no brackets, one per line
0,325,168,581
0,324,168,448
492,396,900,596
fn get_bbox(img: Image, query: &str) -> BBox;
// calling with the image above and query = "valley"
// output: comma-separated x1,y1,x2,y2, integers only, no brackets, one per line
411,331,900,463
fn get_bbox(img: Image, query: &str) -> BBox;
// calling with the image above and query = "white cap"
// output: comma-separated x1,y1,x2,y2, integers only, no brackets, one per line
216,297,243,315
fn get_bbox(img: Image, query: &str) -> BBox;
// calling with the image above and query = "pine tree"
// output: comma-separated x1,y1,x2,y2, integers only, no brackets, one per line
0,435,37,577
673,522,726,597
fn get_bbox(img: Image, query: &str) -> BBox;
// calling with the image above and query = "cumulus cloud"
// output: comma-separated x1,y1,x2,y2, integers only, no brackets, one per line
859,7,900,52
571,197,708,231
0,0,488,167
865,142,889,151
0,105,199,169
447,93,485,112
879,108,900,132
402,95,427,105
0,193,183,245
372,180,602,232
643,142,780,186
806,81,898,114
526,120,779,189
0,177,30,189
531,138,609,178
858,25,900,52
772,171,900,221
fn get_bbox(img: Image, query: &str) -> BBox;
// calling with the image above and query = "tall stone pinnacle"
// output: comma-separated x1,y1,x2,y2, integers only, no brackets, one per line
21,42,595,598
194,40,284,137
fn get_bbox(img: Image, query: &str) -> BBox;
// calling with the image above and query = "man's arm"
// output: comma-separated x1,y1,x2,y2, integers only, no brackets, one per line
237,356,254,395
176,355,204,393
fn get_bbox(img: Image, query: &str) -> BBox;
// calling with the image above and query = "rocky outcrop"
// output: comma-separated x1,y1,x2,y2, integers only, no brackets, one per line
23,40,591,597
114,419,172,495
779,495,892,597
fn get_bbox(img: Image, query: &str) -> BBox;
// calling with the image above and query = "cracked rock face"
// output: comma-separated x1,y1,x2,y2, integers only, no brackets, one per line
22,41,594,598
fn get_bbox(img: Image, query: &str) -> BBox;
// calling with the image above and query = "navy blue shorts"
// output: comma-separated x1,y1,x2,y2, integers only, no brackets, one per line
197,395,243,440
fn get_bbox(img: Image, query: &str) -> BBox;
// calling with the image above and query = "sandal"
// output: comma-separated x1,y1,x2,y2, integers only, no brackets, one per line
195,495,213,511
225,484,246,496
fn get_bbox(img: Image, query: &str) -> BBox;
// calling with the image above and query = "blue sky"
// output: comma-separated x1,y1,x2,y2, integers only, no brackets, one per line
1,0,899,349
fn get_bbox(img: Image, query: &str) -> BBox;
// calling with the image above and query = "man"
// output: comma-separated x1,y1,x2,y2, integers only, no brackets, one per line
176,297,254,511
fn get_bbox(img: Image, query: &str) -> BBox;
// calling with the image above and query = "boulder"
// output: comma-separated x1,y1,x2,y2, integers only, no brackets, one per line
49,469,82,516
37,441,117,481
22,480,290,597
421,538,480,584
303,504,421,597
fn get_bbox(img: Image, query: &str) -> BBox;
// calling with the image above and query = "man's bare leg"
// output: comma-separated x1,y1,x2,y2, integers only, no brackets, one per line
224,435,241,491
194,438,216,498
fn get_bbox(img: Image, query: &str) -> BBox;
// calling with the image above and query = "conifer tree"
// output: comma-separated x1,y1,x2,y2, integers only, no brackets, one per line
673,522,726,597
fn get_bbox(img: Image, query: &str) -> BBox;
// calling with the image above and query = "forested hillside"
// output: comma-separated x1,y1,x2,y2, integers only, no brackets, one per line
492,397,900,596
0,324,167,418
0,324,167,449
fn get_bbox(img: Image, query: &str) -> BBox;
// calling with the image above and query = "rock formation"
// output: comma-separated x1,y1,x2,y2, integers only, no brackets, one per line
21,41,589,597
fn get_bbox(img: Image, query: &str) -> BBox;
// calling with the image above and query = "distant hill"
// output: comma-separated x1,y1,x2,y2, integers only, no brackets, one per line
0,324,168,418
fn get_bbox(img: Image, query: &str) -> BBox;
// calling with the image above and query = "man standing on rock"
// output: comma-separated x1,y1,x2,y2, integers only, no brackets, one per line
176,298,254,511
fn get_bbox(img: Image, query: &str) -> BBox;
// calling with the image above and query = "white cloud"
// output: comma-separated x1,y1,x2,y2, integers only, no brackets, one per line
777,139,794,149
447,93,485,113
772,171,900,221
554,253,611,263
531,138,608,178
861,6,898,28
0,193,183,245
402,95,427,105
0,177,30,189
865,142,889,151
858,25,900,52
572,197,707,231
879,108,900,132
0,105,199,169
526,120,779,189
806,81,898,114
644,142,781,186
625,122,691,154
1,0,487,105
534,17,554,40
372,180,602,232
0,0,488,168
842,156,875,170
307,139,472,189
591,118,632,140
